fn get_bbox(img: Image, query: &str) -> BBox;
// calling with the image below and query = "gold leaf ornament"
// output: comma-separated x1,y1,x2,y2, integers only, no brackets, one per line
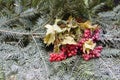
44,19,66,45
79,21,97,30
44,33,55,45
61,36,77,45
83,39,96,54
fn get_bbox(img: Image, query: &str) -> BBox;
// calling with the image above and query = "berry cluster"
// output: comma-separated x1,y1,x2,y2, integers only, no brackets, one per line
49,52,66,62
61,44,78,57
49,44,78,62
83,29,91,38
49,28,103,62
82,46,103,61
77,28,103,61
83,29,100,40
92,29,101,41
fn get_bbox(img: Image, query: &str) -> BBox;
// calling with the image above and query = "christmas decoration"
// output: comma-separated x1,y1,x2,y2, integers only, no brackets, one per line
44,16,103,62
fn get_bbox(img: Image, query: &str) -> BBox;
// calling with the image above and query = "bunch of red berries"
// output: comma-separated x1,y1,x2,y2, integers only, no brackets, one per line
49,44,78,62
61,44,78,57
92,29,101,41
83,29,91,38
82,46,103,61
49,52,66,62
83,29,100,40
49,28,103,62
78,28,103,61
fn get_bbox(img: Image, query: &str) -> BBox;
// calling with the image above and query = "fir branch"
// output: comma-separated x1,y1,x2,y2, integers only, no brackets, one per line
20,8,39,18
0,29,44,36
0,16,18,27
32,18,52,33
31,35,49,80
99,58,118,80
91,3,105,14
69,56,80,77
101,48,120,58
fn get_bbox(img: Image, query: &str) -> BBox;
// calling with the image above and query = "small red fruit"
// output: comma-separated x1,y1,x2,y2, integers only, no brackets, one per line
95,53,101,57
82,54,90,61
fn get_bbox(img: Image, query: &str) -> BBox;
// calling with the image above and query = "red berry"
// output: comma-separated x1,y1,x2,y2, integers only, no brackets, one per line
92,54,95,58
49,58,53,62
57,57,61,61
82,54,90,61
95,46,103,50
71,51,75,54
95,53,101,57
68,53,72,57
84,57,90,61
74,50,77,53
89,54,93,58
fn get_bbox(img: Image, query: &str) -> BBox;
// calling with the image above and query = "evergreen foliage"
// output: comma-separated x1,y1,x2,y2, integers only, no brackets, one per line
0,0,120,80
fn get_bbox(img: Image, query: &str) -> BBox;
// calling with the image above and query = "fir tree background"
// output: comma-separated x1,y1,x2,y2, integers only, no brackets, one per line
0,0,120,80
